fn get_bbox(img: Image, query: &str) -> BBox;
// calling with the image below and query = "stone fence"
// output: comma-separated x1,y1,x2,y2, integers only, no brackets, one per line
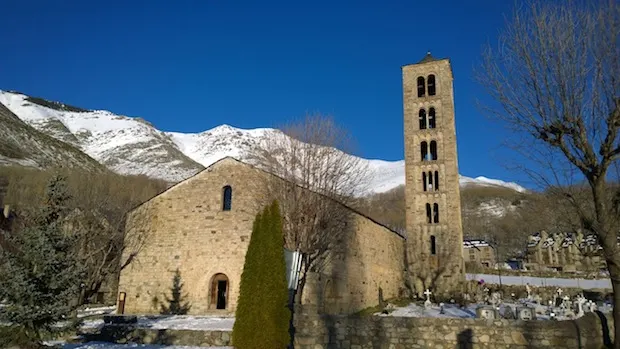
294,306,614,349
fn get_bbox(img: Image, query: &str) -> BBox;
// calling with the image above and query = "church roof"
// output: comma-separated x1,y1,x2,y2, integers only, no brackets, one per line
418,51,440,64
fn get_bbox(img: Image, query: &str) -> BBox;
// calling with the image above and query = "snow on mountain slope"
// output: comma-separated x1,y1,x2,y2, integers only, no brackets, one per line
0,91,203,182
0,90,527,194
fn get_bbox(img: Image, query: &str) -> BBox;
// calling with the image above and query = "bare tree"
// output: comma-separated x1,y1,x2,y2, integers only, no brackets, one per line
478,0,620,343
249,113,370,300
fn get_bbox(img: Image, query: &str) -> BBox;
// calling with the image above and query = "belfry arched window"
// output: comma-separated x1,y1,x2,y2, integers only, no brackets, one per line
427,75,436,96
419,109,427,130
434,171,439,190
422,172,427,191
430,141,438,160
417,76,426,97
430,235,437,255
433,203,439,223
421,141,429,161
428,107,436,129
426,203,432,224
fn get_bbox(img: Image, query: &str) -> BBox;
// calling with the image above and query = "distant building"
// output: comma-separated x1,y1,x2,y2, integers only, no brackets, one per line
524,230,605,273
463,239,496,269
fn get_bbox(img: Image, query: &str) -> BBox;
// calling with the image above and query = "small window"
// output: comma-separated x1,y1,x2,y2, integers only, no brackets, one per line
419,109,427,130
222,185,232,211
430,141,438,160
422,172,427,191
428,75,436,96
430,235,437,255
417,76,426,97
427,171,433,191
434,171,439,190
425,203,432,224
433,203,439,223
421,141,429,161
428,108,436,129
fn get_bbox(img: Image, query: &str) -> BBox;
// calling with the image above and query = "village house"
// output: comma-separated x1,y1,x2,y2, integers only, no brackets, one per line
462,239,496,269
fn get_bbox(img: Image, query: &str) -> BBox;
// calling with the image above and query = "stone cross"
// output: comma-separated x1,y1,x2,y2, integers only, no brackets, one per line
525,283,532,299
557,288,563,297
575,295,586,317
424,289,432,308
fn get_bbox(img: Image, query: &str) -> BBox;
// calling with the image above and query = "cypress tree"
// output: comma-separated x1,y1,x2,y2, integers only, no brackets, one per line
232,201,290,349
0,175,86,347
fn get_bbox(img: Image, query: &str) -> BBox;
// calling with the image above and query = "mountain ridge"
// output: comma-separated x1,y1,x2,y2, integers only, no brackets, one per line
0,90,527,194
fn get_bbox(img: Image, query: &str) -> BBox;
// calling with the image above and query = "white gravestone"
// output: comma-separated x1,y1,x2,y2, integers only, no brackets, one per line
423,289,432,308
476,305,499,320
516,306,536,320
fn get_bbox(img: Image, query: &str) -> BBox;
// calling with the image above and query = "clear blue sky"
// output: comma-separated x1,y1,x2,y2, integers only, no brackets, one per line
1,0,529,186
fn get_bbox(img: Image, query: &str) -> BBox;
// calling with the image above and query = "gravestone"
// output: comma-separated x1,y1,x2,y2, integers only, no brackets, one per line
476,305,499,320
516,306,536,320
423,289,432,308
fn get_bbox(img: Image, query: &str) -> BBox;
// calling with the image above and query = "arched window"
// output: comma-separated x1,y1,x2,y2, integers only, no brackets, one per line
433,203,439,223
425,203,432,224
222,185,232,211
430,235,437,255
430,141,438,160
419,109,427,130
427,171,433,191
420,141,428,161
422,172,427,191
417,76,426,97
428,108,436,129
434,171,439,190
427,75,436,96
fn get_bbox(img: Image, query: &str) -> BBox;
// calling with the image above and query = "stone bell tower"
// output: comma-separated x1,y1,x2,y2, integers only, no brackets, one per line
402,52,464,297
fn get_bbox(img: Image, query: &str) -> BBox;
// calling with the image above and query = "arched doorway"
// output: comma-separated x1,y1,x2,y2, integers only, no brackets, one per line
210,273,229,310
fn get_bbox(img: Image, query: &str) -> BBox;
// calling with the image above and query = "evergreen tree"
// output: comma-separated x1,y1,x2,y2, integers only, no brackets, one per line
0,175,85,347
232,201,290,349
160,268,191,315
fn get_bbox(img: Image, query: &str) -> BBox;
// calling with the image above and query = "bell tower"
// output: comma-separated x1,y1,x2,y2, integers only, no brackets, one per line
402,52,464,297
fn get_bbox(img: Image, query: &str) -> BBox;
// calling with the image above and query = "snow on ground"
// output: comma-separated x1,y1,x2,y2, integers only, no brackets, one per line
378,300,612,321
77,306,116,318
57,342,231,349
467,273,612,289
81,316,234,332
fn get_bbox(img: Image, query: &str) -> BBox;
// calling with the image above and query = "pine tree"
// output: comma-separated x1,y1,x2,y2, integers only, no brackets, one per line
0,175,86,347
160,268,191,315
232,201,290,349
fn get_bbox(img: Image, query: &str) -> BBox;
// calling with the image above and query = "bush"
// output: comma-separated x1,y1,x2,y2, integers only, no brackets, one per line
232,201,290,349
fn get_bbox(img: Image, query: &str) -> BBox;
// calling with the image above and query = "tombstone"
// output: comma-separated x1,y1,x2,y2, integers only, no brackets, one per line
423,289,432,308
517,306,536,320
575,296,586,318
503,306,516,319
476,305,499,320
439,302,445,314
525,283,532,299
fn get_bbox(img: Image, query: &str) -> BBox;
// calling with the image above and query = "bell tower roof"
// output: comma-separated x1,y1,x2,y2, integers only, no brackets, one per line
418,51,440,64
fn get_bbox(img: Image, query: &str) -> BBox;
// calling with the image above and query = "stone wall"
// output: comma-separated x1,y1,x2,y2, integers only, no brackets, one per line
302,215,406,314
81,325,231,346
294,306,614,349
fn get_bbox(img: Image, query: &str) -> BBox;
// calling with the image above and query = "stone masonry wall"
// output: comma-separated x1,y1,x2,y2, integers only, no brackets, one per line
117,157,407,316
117,158,269,315
302,215,406,314
294,306,614,349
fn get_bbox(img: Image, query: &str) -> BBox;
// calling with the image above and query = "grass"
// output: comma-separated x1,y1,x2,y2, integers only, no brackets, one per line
354,297,412,317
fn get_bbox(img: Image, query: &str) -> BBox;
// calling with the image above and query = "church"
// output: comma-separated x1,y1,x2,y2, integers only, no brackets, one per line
116,53,464,315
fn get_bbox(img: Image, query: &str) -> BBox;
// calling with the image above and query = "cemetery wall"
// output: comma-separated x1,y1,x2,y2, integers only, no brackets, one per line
294,306,614,349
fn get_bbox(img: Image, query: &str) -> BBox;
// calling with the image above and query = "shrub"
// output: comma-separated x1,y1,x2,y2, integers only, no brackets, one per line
232,201,290,349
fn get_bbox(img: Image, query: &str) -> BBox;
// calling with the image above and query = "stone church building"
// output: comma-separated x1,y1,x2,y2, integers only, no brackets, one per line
117,53,464,315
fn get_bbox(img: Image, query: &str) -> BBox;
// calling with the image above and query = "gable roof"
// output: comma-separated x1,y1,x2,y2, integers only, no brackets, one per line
128,156,404,238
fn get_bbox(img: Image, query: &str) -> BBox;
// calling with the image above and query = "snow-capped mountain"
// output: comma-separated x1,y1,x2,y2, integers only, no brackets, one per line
0,90,527,194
